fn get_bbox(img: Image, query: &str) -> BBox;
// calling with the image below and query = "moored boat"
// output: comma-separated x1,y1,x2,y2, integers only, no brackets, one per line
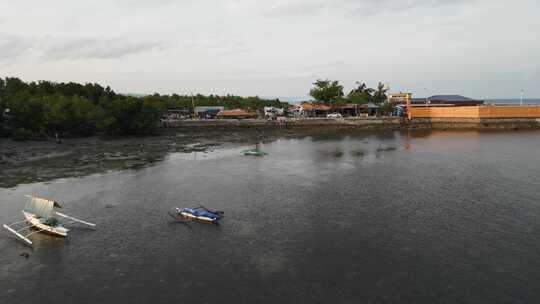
2,195,96,246
169,206,224,224
243,149,267,157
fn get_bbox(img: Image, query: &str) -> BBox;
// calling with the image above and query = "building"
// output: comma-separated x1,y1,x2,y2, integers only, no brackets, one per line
291,102,331,117
163,109,190,120
413,95,484,106
388,93,412,105
216,109,258,119
365,103,380,116
194,106,225,119
408,105,540,119
332,104,359,117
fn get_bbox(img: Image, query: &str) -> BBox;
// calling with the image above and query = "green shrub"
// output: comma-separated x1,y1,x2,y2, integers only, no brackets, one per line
13,128,32,140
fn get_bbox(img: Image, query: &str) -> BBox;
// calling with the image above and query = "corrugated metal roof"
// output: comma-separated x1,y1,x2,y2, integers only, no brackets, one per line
194,106,225,112
427,95,473,102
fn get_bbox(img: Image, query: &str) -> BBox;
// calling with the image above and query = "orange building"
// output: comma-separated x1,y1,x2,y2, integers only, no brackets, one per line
408,105,540,119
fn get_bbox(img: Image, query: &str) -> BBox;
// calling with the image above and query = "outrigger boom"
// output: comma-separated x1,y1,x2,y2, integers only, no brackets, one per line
54,212,96,228
2,224,33,245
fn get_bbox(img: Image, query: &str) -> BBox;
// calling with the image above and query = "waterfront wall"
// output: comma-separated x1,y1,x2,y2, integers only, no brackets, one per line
163,117,540,130
409,106,540,119
163,117,402,129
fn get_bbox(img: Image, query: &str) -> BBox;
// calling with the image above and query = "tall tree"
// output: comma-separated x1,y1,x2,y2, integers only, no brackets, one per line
372,82,388,104
347,81,374,104
309,79,344,103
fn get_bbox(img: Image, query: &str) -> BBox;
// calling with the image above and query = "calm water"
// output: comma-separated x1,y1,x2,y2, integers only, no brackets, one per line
1,130,540,303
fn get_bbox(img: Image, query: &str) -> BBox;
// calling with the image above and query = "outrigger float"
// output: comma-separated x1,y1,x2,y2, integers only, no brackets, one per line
2,195,96,246
168,206,224,224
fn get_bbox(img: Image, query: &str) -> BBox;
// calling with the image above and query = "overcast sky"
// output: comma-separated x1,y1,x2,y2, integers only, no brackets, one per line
1,0,539,99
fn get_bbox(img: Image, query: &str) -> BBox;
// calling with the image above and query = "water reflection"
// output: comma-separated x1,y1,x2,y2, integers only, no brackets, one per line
2,130,540,303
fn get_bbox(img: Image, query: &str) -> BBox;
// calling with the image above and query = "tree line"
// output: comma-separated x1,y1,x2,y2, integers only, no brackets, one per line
0,77,287,138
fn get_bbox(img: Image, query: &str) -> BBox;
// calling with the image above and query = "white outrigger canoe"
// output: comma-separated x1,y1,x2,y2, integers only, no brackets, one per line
3,195,95,246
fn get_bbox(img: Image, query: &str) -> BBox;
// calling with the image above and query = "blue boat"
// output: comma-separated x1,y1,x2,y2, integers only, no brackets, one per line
169,206,224,224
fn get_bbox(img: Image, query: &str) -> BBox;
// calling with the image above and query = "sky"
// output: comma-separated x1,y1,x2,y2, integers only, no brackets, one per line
1,0,539,100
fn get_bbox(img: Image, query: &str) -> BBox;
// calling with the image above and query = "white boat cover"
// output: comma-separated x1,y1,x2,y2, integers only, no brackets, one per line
24,196,58,218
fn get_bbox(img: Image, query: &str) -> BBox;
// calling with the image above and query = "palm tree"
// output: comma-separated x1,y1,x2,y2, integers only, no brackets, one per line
347,82,374,105
372,82,388,105
350,82,374,96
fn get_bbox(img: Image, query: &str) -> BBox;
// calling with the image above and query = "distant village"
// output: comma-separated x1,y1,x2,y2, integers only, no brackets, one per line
163,93,540,121
2,75,540,139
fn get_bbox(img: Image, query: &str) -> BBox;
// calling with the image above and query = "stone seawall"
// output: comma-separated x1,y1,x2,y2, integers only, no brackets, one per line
162,117,540,130
407,118,540,130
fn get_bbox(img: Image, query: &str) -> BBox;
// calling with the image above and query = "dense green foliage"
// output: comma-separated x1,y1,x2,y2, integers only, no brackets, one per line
347,82,374,105
141,93,287,113
309,79,344,103
310,79,389,106
308,79,393,115
0,77,287,137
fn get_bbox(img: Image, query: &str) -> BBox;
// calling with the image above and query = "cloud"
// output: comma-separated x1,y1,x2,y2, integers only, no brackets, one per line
182,37,252,56
0,34,33,60
42,37,163,60
241,0,474,18
2,0,539,98
261,1,329,17
111,0,178,8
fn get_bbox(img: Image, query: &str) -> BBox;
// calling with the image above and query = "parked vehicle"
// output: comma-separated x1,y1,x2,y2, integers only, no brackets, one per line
326,113,342,118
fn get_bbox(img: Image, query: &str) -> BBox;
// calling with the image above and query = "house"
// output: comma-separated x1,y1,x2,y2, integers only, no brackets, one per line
363,103,380,116
194,106,225,119
332,104,360,117
216,109,258,119
291,102,331,117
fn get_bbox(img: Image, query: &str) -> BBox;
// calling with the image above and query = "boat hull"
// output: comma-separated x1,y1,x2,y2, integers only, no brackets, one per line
179,212,218,223
23,211,69,238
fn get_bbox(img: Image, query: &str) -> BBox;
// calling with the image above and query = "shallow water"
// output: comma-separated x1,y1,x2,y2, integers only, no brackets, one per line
1,130,540,303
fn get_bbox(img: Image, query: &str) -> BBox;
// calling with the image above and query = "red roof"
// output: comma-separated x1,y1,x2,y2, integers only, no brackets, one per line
217,109,257,117
299,102,331,111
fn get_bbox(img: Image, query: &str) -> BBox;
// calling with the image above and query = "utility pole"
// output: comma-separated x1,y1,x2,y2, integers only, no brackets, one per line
191,91,196,118
520,89,524,106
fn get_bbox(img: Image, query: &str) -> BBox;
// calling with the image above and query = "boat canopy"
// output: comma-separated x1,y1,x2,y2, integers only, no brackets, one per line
24,196,60,218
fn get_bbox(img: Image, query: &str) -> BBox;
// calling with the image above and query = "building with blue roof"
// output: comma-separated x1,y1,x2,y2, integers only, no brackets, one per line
412,95,483,106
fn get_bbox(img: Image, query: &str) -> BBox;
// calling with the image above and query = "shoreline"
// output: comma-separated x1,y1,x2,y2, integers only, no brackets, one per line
163,117,540,131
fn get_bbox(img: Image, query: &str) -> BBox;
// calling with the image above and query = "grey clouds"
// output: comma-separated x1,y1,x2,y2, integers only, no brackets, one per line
0,0,538,99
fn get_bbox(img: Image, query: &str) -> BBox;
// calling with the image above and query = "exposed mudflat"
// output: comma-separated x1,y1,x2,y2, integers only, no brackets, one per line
0,128,367,188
